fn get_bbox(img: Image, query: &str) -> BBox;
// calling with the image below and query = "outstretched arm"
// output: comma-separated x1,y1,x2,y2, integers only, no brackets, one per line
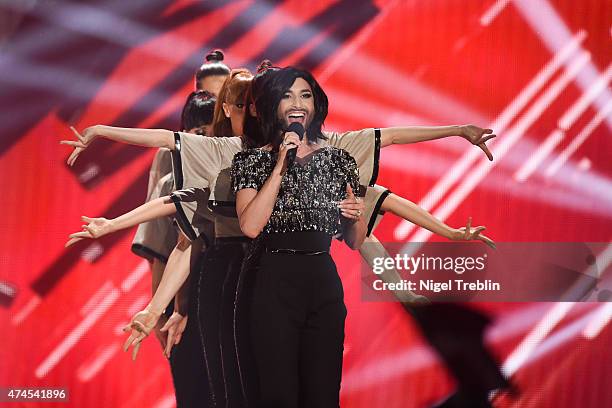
61,125,176,166
381,193,495,248
379,124,496,161
65,196,177,247
360,235,429,304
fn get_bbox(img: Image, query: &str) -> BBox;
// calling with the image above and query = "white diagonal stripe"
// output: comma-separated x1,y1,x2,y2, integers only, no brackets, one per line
394,31,587,240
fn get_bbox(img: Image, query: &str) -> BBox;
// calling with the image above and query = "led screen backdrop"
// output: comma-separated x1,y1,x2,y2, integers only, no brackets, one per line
1,0,611,407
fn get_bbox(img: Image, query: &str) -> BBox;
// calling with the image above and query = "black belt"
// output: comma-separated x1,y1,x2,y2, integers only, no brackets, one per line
212,236,252,246
265,247,328,256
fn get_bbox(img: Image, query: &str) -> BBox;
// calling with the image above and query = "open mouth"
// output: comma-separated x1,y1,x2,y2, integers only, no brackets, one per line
286,111,306,124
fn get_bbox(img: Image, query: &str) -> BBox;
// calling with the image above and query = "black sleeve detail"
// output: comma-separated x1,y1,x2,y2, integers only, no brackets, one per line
131,244,168,264
170,193,197,241
366,188,390,237
171,132,184,189
368,128,381,186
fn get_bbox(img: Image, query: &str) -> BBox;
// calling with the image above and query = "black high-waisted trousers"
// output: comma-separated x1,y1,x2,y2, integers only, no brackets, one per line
199,238,252,407
171,237,251,408
245,231,347,408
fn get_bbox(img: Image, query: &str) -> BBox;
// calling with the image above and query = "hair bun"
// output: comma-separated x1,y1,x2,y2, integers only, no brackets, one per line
256,59,273,73
205,49,225,62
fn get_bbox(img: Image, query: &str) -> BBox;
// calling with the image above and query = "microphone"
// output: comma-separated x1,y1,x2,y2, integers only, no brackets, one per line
285,122,304,168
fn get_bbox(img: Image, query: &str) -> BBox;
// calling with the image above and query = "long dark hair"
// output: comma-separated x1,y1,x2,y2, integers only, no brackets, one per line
255,66,328,150
180,90,216,131
242,60,280,148
195,49,231,89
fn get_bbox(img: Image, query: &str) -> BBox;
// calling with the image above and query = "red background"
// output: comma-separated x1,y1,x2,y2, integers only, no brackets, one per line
1,0,611,407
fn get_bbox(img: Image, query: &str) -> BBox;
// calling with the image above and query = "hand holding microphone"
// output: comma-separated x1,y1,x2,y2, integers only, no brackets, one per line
276,122,304,175
284,122,305,168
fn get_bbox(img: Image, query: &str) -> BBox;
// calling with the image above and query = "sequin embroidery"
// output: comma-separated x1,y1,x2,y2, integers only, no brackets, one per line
231,146,359,236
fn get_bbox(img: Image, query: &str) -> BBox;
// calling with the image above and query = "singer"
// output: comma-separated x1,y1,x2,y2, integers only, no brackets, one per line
231,66,366,407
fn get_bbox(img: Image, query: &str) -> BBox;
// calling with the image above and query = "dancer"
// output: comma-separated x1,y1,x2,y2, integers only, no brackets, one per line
132,49,230,314
171,69,255,407
195,49,231,95
133,90,217,407
131,89,216,305
171,91,218,408
129,50,231,371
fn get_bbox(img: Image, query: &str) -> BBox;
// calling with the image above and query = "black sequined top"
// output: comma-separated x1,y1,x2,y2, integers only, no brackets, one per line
231,145,360,236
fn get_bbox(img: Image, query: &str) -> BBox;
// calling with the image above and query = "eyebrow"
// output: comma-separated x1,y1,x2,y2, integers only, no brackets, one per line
286,88,312,94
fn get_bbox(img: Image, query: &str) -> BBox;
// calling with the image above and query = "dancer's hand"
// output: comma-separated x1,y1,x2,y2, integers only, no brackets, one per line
460,125,496,161
273,132,301,175
65,216,114,247
60,126,99,166
339,184,364,222
153,314,169,351
122,308,161,361
452,217,496,249
159,312,188,358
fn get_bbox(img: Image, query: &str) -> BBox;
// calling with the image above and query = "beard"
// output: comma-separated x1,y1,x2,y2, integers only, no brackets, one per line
278,113,312,130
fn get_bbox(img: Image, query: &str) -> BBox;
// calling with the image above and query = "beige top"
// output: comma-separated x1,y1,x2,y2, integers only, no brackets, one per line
131,155,178,262
323,128,380,187
169,187,215,242
362,184,391,237
145,149,173,198
170,132,243,240
172,132,243,197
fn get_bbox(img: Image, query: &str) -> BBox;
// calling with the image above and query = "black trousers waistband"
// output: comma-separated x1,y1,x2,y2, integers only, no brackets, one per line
264,248,328,255
212,236,252,245
261,231,332,253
